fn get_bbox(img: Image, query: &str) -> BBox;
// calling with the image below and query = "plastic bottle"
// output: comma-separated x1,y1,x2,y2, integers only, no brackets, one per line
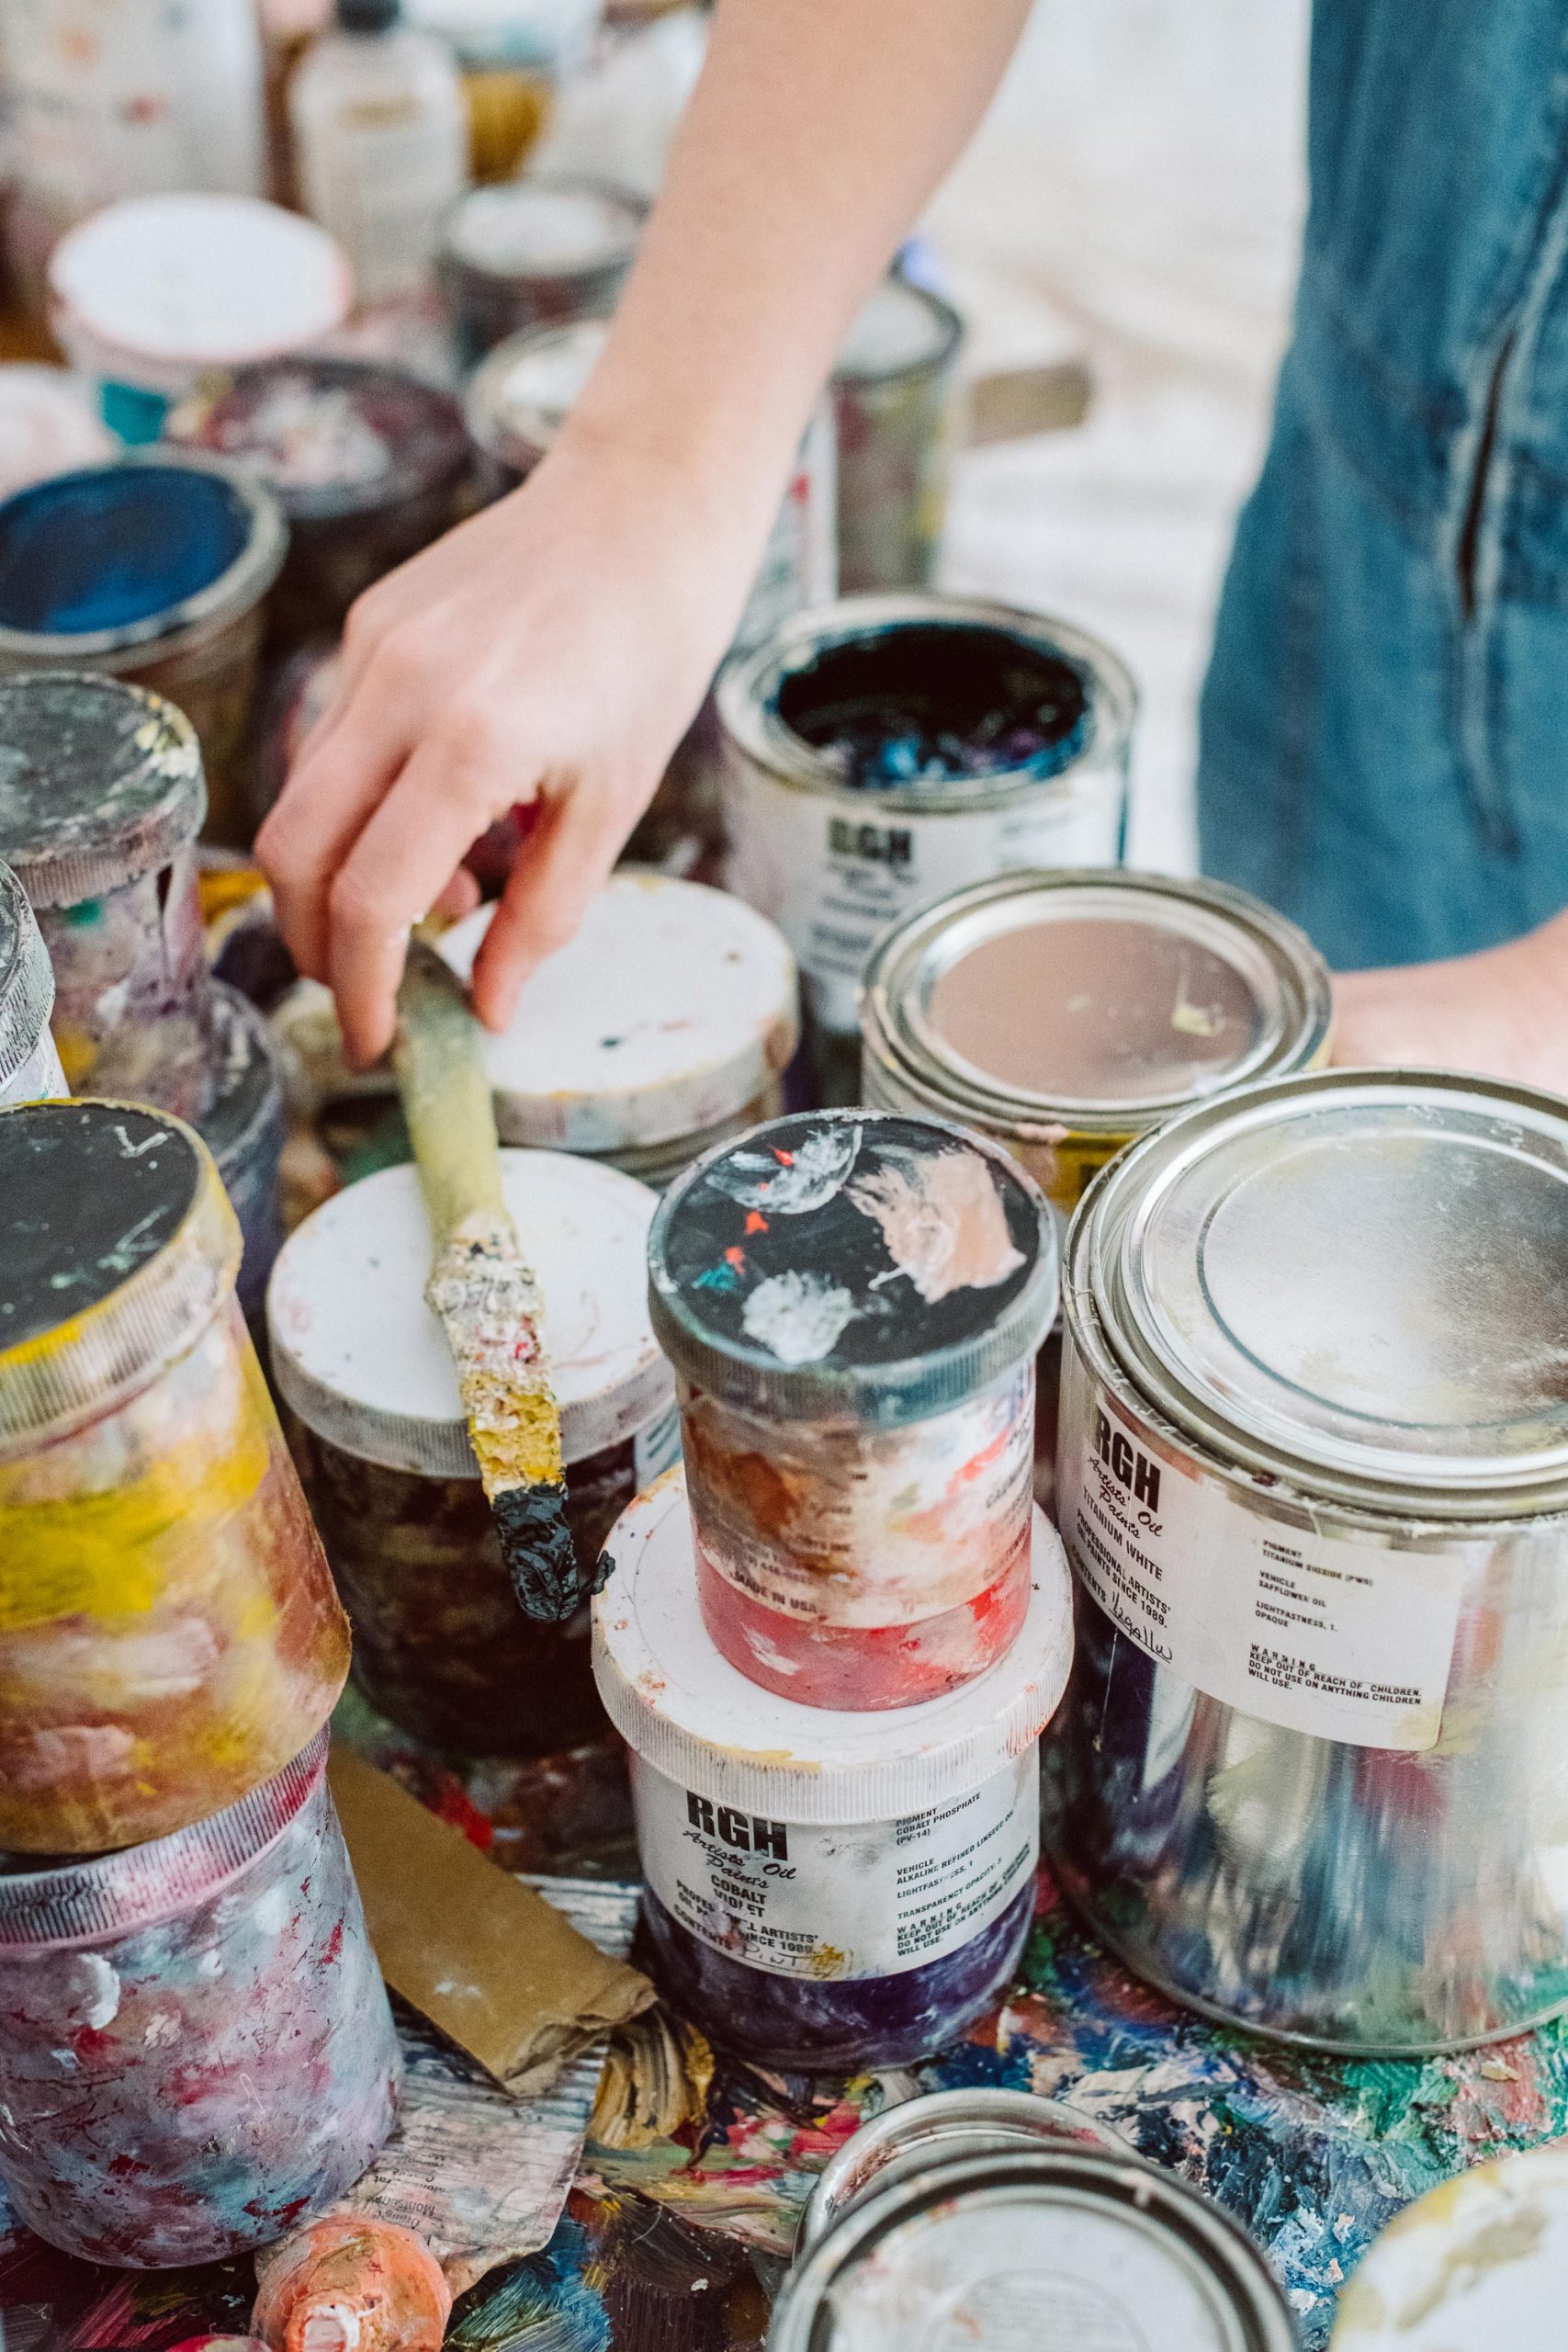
288,0,468,309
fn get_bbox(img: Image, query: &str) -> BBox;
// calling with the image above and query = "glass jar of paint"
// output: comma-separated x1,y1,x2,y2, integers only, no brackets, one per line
0,856,66,1108
268,1149,678,1757
0,1100,350,1853
0,453,288,845
594,1471,1073,2071
0,1729,400,2268
648,1111,1057,1711
438,175,645,360
832,274,964,595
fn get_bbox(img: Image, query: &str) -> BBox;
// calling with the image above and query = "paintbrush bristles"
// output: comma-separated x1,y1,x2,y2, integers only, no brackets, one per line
425,1223,563,1493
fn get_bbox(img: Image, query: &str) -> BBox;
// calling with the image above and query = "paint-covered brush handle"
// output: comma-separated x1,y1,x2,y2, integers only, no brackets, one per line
392,936,509,1246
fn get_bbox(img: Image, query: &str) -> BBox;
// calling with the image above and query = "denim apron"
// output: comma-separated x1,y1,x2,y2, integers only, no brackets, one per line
1198,0,1568,969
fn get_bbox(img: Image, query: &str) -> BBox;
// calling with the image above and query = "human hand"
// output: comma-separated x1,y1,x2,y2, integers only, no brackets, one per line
1331,913,1568,1093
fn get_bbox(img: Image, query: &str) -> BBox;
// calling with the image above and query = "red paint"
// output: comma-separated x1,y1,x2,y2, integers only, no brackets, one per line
724,1246,745,1271
744,1212,768,1235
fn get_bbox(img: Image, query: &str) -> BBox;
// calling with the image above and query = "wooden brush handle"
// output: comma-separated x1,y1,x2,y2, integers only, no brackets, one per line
393,936,511,1246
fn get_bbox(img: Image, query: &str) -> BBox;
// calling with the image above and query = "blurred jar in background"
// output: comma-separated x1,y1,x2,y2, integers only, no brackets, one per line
407,0,605,182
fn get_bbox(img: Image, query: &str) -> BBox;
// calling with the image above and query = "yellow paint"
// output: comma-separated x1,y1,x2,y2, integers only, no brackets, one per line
50,1021,100,1091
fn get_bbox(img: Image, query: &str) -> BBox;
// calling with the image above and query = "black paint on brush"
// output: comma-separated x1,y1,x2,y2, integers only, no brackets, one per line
493,1481,584,1623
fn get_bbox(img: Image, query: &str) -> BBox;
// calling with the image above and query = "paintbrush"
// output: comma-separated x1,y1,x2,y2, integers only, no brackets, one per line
392,934,581,1623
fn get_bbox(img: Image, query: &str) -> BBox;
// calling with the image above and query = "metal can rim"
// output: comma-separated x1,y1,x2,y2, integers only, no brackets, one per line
832,276,965,388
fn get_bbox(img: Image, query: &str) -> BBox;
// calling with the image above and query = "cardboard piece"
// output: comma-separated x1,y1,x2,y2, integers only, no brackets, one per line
963,358,1095,447
328,1747,654,2098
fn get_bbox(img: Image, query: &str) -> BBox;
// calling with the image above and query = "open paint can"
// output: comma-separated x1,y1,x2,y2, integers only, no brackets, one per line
832,274,964,594
771,2147,1297,2352
594,1470,1072,2072
0,365,114,501
200,980,288,1329
438,174,645,358
0,858,65,1108
0,455,288,845
1049,1067,1568,2052
1330,2144,1568,2349
718,595,1134,1051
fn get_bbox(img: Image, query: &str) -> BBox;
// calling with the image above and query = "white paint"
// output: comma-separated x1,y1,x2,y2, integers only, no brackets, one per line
740,1271,856,1365
447,183,639,277
299,2300,363,2352
1331,2146,1568,2349
707,1121,860,1216
78,1956,119,2030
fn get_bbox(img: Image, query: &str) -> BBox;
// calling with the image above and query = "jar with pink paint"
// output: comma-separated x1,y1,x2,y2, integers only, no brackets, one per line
648,1110,1057,1710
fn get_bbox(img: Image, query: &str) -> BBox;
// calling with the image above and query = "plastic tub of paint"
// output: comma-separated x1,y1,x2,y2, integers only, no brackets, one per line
268,1148,678,1756
199,981,288,1329
0,455,288,846
0,858,66,1108
832,275,964,594
718,594,1134,1043
436,872,797,1182
0,1728,399,2267
48,195,351,444
0,365,114,500
1048,1068,1568,2052
648,1110,1057,1711
166,357,472,650
1330,2144,1568,2350
594,1470,1072,2071
438,175,645,358
0,1100,350,1853
771,2147,1297,2352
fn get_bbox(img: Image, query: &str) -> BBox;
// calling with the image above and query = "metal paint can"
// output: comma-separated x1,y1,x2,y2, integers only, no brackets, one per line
832,274,964,594
438,174,645,358
771,2147,1297,2352
1048,1068,1568,2052
1330,2145,1568,2350
717,595,1133,1045
199,980,288,1330
0,858,66,1109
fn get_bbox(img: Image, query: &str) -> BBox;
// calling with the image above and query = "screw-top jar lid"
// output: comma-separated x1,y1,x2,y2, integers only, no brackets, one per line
648,1109,1056,1426
0,1730,327,1949
441,176,645,285
0,1100,241,1451
593,1471,1073,1823
437,874,798,1152
465,316,607,470
268,1148,675,1476
0,857,54,1088
834,275,963,383
1329,2144,1568,2350
0,673,206,904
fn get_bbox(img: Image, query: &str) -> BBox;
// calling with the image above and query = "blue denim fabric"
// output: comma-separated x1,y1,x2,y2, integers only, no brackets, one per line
1198,0,1568,967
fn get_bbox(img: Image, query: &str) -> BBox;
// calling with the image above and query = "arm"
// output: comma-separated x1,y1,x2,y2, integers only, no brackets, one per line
1332,908,1568,1088
257,0,1034,1063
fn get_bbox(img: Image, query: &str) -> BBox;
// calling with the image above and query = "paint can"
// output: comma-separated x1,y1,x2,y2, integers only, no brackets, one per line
48,193,351,445
166,357,471,651
1330,2144,1568,2350
770,2147,1297,2352
438,175,646,359
717,595,1134,1053
268,1149,678,1757
648,1109,1058,1709
832,274,964,594
1048,1067,1568,2052
0,1100,350,1854
594,1470,1073,2071
0,365,115,501
0,1728,399,2268
797,2087,1128,2253
200,980,288,1330
0,857,66,1109
435,873,798,1184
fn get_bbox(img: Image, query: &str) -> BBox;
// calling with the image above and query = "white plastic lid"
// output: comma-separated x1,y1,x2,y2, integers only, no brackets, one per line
592,1469,1074,1823
50,197,352,374
1330,2147,1568,2350
446,180,642,278
0,367,114,501
266,1148,673,1475
438,874,798,1151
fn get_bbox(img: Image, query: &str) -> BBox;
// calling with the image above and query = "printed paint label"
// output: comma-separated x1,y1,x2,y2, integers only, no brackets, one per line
0,1026,67,1111
635,1751,1038,1980
1056,1340,1471,1751
634,1400,682,1490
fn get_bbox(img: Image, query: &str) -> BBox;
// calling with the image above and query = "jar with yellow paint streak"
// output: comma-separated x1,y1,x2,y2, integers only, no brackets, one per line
0,1099,349,1854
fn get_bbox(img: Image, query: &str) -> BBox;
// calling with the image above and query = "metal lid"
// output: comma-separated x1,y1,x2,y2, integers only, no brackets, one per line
1087,1069,1568,1511
0,672,206,904
267,1148,674,1476
863,870,1331,1139
437,873,798,1152
648,1109,1057,1427
466,317,607,472
1330,2145,1568,2350
798,2089,1128,2253
834,276,963,383
717,595,1135,813
0,856,53,1087
197,980,287,1194
593,1471,1074,1823
166,356,469,524
0,1100,241,1452
0,1730,326,1949
770,2147,1297,2352
440,175,644,286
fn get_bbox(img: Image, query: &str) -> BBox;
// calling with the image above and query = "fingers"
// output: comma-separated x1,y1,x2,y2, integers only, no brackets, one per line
469,788,629,1033
430,865,483,924
257,670,418,984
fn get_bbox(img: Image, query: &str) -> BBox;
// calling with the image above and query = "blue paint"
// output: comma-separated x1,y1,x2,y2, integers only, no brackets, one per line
0,464,253,638
98,379,170,447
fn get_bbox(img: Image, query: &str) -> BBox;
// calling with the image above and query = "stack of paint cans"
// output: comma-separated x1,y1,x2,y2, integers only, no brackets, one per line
0,1098,398,2267
438,175,647,361
831,273,964,594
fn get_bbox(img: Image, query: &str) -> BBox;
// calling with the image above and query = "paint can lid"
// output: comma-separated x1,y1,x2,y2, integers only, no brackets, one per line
1081,1069,1568,1512
197,982,287,1204
440,176,644,288
862,870,1332,1141
648,1110,1057,1426
0,1729,327,1948
166,356,469,525
1329,2145,1568,2350
0,1101,242,1453
771,2147,1298,2352
267,1148,674,1475
798,2088,1131,2253
593,1470,1073,1821
0,453,288,669
465,316,607,471
0,857,54,1090
0,673,207,904
834,275,963,383
437,874,798,1153
0,364,115,503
